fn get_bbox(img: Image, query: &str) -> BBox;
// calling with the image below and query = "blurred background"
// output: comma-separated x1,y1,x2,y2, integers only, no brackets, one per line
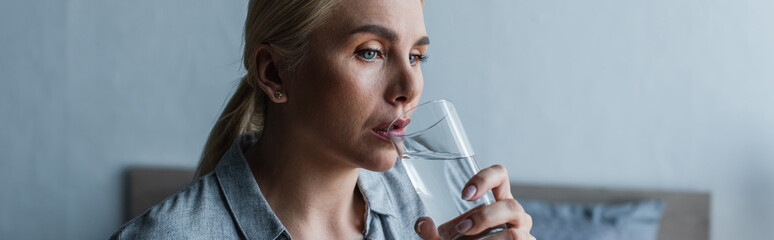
1,0,773,239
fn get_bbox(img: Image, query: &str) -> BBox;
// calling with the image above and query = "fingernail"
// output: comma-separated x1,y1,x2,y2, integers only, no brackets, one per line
416,220,425,234
455,219,472,233
462,185,477,200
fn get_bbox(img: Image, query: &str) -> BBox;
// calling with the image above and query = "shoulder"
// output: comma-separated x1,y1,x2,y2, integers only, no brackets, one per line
110,173,240,239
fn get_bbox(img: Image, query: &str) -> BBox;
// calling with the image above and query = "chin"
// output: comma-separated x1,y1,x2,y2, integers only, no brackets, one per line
361,151,398,172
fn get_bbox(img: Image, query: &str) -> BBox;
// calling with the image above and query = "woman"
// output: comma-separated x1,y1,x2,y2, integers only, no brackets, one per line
112,0,534,239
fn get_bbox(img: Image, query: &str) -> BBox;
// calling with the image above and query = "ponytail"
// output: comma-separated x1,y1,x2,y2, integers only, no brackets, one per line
194,77,266,178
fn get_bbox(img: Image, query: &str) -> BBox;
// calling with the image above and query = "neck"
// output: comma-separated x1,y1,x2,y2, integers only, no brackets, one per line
244,112,365,239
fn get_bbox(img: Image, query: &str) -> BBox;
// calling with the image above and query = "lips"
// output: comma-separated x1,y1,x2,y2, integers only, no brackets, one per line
372,118,410,142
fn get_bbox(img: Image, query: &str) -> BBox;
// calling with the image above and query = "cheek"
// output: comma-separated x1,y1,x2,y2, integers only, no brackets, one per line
297,64,376,133
324,61,384,112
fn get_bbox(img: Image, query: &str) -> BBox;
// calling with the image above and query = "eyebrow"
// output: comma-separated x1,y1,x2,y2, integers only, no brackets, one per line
349,24,430,46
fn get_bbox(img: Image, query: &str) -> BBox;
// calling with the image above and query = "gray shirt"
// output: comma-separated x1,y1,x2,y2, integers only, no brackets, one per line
110,132,426,239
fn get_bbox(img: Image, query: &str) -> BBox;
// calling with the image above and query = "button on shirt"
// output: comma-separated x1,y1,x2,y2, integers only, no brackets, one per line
110,132,426,239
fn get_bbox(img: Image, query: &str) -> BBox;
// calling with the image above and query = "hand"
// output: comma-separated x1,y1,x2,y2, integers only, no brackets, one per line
414,164,535,240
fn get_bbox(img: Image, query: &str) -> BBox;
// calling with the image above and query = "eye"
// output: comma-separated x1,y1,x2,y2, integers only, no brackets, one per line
409,54,428,65
357,49,381,61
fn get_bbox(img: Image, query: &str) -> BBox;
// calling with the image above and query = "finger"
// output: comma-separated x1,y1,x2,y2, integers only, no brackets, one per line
434,205,486,239
415,217,440,240
487,228,534,240
438,199,532,237
462,164,512,201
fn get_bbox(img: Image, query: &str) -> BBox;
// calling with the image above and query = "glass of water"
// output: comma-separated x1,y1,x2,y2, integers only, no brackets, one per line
388,100,506,239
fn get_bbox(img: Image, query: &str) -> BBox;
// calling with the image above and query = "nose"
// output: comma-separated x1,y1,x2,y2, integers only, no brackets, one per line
385,58,423,109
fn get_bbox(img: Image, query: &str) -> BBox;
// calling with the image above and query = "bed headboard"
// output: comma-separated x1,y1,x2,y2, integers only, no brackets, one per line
124,167,710,239
511,183,710,240
125,167,196,220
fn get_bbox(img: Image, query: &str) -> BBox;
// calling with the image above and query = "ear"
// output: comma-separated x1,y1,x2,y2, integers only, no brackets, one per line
253,45,287,103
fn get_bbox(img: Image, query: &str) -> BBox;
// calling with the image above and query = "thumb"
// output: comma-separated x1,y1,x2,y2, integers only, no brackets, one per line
415,217,440,240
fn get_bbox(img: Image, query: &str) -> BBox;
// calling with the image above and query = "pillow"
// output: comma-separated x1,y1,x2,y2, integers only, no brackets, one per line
519,199,665,240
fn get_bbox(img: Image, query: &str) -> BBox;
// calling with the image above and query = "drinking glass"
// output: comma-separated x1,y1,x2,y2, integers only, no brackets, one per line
388,100,506,239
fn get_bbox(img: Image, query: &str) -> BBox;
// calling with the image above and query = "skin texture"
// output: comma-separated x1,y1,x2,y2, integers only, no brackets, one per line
246,0,534,239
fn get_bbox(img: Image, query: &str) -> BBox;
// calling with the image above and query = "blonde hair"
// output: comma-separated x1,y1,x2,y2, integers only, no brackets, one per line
195,0,425,178
194,0,341,177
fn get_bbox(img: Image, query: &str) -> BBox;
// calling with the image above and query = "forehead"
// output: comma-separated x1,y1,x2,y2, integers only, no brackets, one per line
315,0,426,43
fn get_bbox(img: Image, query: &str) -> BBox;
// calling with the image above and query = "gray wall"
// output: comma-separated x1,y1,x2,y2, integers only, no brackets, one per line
421,1,774,239
1,1,246,239
1,0,772,239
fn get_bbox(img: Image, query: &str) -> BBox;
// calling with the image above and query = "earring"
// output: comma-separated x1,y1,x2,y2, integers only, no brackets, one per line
274,91,283,99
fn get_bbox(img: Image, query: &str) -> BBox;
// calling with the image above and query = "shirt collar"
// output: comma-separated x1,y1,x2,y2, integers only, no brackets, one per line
358,168,397,216
215,132,287,240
